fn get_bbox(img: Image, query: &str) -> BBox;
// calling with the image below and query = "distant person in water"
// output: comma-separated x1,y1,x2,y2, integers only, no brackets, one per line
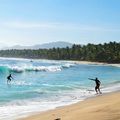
88,77,102,94
7,74,13,83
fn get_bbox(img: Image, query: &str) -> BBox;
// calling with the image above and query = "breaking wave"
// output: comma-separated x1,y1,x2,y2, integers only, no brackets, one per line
0,63,76,73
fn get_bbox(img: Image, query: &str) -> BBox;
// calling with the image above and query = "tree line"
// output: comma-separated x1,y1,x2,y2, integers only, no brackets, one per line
0,41,120,63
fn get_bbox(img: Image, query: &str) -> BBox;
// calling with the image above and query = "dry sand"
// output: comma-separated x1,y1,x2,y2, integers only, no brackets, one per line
69,60,120,67
19,92,120,120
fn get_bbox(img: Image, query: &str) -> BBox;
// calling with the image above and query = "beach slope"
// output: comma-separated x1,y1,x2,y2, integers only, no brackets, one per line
20,92,120,120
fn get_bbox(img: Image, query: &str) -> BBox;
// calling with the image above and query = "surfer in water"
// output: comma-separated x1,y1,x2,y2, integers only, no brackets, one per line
88,77,102,94
7,74,13,83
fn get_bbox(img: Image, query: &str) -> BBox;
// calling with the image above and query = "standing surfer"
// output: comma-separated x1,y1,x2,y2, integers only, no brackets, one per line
88,77,102,94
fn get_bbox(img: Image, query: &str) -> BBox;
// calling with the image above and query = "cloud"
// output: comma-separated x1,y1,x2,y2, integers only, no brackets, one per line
0,21,120,46
2,21,61,29
1,21,120,32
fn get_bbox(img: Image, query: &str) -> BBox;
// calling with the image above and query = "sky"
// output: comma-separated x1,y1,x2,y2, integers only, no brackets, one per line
0,0,120,47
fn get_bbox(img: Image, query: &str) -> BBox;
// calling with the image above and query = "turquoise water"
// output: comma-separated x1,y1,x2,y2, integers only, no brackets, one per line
0,58,120,120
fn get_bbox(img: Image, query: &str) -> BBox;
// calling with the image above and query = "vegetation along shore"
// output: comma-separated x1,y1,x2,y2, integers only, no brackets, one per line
0,41,120,63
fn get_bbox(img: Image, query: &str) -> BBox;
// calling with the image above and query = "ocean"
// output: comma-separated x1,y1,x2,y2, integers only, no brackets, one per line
0,57,119,120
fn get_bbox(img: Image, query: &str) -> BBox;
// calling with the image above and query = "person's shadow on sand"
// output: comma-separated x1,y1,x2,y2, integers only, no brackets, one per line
55,118,61,120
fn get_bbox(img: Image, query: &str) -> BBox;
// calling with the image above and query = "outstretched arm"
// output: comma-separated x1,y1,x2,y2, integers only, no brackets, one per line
88,78,95,81
11,76,14,79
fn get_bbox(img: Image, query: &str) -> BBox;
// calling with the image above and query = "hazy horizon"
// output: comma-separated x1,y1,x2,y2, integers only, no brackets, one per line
0,0,120,47
1,40,119,49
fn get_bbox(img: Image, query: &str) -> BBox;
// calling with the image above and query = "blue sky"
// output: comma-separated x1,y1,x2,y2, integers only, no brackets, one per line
0,0,120,47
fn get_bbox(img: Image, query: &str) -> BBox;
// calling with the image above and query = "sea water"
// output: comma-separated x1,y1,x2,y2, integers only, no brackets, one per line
0,57,119,120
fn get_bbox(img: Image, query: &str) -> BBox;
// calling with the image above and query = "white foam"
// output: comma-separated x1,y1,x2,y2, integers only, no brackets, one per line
0,83,119,120
0,88,95,120
10,81,32,86
62,63,75,68
0,62,76,73
102,83,120,92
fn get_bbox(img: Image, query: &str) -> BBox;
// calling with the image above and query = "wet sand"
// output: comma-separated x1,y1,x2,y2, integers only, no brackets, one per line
19,91,120,120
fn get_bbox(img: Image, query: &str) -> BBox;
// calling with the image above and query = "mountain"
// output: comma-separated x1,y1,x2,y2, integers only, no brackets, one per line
2,41,73,50
32,41,73,49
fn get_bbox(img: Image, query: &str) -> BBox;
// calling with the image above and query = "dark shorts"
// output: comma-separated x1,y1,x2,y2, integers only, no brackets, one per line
95,85,100,89
7,78,11,81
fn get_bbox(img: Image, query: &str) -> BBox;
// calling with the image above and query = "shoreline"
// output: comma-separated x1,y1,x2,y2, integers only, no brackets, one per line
0,57,120,67
67,60,120,67
0,56,120,65
19,91,120,120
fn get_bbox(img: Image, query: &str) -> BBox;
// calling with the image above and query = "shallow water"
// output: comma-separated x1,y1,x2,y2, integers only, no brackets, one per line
0,58,119,120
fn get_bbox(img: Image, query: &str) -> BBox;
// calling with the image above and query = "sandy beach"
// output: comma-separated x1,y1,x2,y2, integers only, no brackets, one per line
19,91,120,120
68,60,120,67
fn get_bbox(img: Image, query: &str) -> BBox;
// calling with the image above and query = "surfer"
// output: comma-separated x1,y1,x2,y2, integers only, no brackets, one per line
7,74,13,83
88,77,102,94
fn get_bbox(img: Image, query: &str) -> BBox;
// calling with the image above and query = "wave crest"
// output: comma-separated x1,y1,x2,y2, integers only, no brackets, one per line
0,63,76,73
